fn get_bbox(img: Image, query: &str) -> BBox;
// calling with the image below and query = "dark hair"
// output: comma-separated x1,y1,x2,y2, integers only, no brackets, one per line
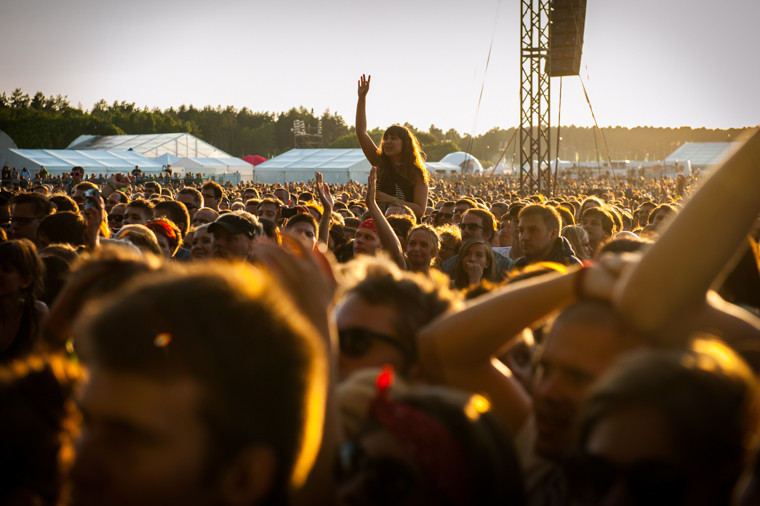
201,181,223,200
582,207,616,236
153,200,190,237
38,244,79,307
387,215,416,243
49,195,78,214
109,190,129,204
144,181,161,192
0,354,83,506
77,263,327,503
463,208,497,240
11,192,55,218
74,181,98,192
37,211,86,248
453,238,497,290
284,212,318,232
0,239,45,361
341,257,457,374
378,125,428,184
125,198,155,220
597,237,652,255
576,341,758,505
178,187,203,208
519,204,561,232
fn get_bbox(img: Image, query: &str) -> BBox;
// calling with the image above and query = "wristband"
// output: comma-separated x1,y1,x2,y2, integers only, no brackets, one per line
392,197,397,205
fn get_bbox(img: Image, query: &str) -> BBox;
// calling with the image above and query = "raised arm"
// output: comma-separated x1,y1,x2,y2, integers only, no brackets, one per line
355,74,381,166
366,167,407,270
418,264,619,435
315,172,333,245
614,128,760,339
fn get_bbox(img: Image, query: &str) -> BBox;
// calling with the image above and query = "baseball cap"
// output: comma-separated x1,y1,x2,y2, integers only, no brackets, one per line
208,212,261,239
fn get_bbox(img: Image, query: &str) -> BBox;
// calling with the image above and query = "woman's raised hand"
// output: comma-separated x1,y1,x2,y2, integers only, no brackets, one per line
357,74,371,97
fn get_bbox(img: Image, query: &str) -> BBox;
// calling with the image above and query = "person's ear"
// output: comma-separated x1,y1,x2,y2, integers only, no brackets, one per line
217,445,277,506
550,228,558,241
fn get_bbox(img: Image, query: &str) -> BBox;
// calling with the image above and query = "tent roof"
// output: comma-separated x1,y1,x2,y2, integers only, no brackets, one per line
1,149,163,173
67,133,232,159
256,149,371,171
0,129,17,151
665,142,739,167
171,157,253,170
439,151,484,172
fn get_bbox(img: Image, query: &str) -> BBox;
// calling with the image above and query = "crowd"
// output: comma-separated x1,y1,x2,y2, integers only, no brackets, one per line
0,80,758,506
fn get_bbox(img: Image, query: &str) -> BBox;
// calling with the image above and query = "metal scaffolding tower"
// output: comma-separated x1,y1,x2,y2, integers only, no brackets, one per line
519,0,552,195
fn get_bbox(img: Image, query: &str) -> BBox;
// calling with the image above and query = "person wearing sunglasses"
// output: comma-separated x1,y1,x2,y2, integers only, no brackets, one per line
433,201,456,227
9,192,55,246
176,187,203,220
107,204,126,233
439,208,513,281
335,256,456,381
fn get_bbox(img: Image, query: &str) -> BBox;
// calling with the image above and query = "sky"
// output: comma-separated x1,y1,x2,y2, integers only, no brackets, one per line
1,0,758,135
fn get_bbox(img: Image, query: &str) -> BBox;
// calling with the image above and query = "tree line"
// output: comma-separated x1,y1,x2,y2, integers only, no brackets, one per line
0,89,749,167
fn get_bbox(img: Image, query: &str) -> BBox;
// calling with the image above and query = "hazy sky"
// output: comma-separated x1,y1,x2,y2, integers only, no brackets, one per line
1,0,758,134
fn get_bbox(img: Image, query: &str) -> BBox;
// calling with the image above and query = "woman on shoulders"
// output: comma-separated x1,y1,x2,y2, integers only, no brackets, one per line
356,74,429,220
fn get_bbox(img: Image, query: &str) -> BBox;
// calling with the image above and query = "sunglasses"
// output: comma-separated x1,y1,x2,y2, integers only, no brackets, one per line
570,453,689,506
438,212,453,219
458,222,485,232
338,327,411,359
183,202,198,211
108,214,124,223
337,441,416,505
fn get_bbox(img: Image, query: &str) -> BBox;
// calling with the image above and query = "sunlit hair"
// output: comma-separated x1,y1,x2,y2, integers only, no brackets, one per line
0,353,84,506
77,262,327,501
146,218,182,256
378,124,429,184
576,338,759,505
561,225,591,260
408,224,440,253
116,224,162,257
338,256,460,374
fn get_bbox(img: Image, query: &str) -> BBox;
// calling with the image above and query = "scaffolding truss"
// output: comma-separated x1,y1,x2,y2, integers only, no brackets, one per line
519,0,552,195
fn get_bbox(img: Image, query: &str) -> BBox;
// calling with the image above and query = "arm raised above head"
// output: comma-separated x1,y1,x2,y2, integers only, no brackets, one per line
614,128,760,337
355,74,381,166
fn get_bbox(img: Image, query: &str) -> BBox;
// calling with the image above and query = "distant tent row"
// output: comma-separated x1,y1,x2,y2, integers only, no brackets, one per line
0,149,163,175
253,149,470,184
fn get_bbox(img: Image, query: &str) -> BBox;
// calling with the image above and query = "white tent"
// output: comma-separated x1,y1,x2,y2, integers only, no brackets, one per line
0,148,162,176
439,151,484,173
255,149,372,184
170,156,254,183
67,133,233,159
255,148,459,184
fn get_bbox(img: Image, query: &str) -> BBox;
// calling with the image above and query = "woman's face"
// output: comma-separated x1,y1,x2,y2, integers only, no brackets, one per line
382,134,404,160
582,234,593,258
462,243,490,270
0,262,29,298
191,228,213,260
406,230,436,269
155,234,173,258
